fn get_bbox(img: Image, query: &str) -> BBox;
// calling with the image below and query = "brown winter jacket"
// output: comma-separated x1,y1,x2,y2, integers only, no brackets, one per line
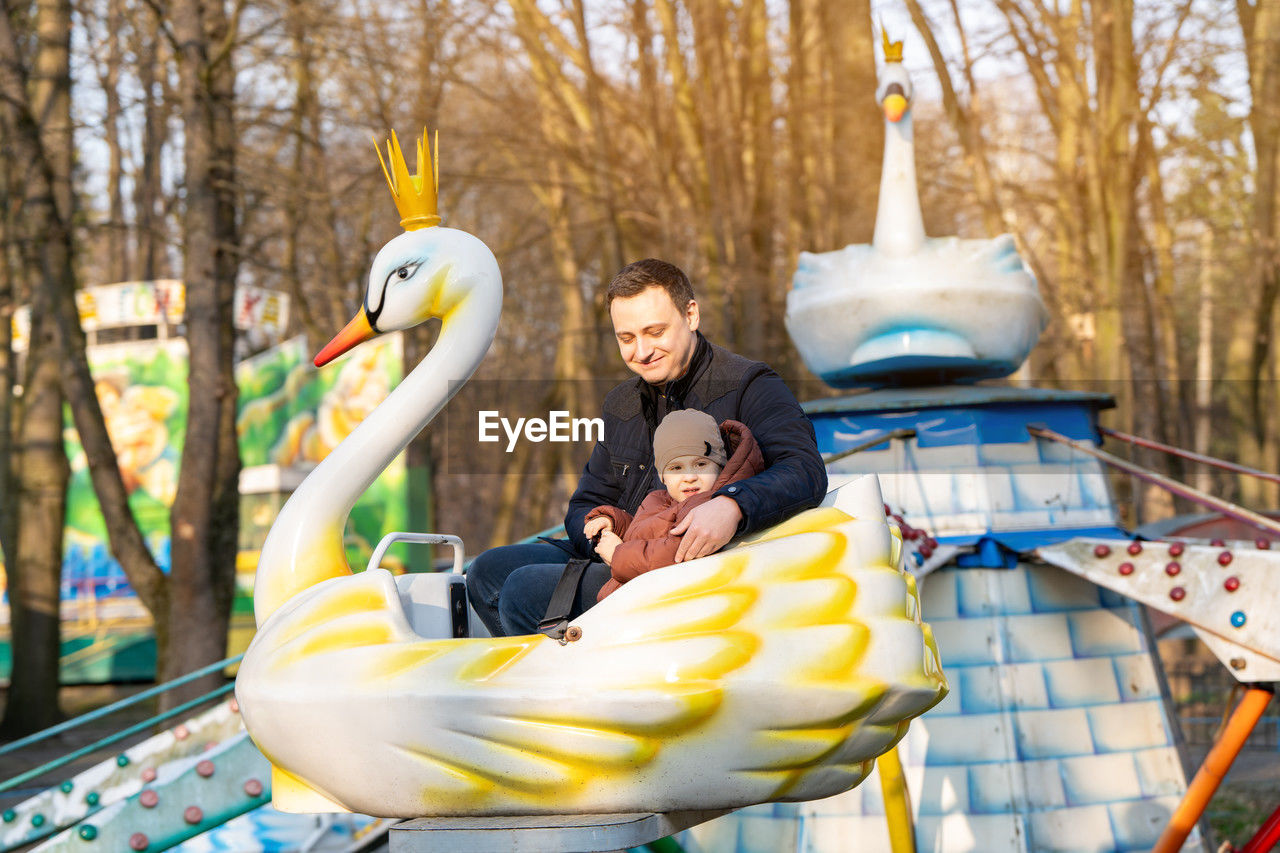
585,419,765,601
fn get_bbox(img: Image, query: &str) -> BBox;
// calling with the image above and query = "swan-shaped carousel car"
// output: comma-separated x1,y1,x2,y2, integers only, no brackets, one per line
785,31,1048,387
235,131,948,819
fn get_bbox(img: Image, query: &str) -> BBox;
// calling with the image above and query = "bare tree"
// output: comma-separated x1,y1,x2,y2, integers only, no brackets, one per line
164,0,243,703
2,0,194,731
0,0,75,733
54,0,248,707
134,0,171,280
83,0,133,282
31,0,1270,692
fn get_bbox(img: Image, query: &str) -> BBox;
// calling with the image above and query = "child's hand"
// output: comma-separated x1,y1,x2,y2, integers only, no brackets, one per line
584,517,613,540
595,530,622,565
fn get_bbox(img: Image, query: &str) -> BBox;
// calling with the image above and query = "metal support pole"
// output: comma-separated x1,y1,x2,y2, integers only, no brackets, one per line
1099,426,1280,487
877,747,915,853
1239,799,1280,853
822,428,917,466
1152,685,1274,853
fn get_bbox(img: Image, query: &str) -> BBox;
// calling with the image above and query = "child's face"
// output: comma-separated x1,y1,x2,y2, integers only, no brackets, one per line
662,454,720,502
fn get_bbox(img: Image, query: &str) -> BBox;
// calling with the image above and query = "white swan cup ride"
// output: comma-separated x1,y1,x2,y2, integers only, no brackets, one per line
786,31,1048,387
234,130,948,820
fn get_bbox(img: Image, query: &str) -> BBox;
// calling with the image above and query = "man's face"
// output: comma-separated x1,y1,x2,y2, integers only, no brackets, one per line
610,287,700,386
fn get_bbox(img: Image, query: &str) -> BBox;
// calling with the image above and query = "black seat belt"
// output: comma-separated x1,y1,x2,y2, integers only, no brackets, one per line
538,557,592,641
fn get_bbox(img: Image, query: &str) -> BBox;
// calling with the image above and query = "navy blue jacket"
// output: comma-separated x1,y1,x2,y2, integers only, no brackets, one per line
563,334,827,558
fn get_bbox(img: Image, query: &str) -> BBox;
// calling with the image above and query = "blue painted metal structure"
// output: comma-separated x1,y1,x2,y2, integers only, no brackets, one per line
808,386,1127,553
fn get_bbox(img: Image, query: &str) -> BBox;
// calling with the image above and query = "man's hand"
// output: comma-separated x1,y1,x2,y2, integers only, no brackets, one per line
584,516,612,540
671,496,742,562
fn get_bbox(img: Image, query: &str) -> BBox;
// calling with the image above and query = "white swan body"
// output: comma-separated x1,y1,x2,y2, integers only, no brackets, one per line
786,56,1047,387
236,133,947,818
239,498,946,817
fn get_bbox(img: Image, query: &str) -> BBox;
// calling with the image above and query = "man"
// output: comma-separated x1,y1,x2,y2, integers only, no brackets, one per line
467,258,827,636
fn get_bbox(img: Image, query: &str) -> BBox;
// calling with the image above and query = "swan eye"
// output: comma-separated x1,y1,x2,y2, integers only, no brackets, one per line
382,261,423,296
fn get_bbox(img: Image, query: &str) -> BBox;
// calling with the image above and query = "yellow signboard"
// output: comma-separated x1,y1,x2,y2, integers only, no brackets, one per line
10,280,289,350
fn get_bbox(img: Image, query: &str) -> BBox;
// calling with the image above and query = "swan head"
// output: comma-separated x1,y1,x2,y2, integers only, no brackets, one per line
876,62,913,124
314,227,499,367
314,129,501,367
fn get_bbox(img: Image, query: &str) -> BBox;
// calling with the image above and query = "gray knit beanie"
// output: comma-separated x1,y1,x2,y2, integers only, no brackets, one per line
654,409,727,473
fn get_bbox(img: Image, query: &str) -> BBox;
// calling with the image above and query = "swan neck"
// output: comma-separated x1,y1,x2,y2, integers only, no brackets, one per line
314,296,495,500
873,112,926,256
252,288,498,625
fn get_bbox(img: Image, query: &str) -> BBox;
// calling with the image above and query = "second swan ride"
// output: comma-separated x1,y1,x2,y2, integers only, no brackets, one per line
235,131,948,818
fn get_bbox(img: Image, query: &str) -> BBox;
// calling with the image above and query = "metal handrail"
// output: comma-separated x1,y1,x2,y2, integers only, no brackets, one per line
1100,426,1280,487
1028,425,1280,538
822,428,917,466
0,682,235,794
0,652,243,758
367,533,464,574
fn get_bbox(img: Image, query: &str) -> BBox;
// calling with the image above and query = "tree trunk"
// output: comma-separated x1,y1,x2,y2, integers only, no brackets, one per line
824,0,878,248
1239,0,1280,445
133,3,167,280
0,23,68,717
4,0,170,614
4,311,67,734
689,0,738,338
0,0,77,735
741,0,773,358
654,0,723,325
630,0,676,258
281,0,325,344
102,0,130,283
786,0,817,261
167,0,241,706
0,150,17,582
568,0,627,276
1194,231,1214,495
1136,111,1189,461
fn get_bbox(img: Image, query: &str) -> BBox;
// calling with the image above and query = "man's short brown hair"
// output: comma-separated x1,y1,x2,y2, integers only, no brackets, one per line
606,259,695,311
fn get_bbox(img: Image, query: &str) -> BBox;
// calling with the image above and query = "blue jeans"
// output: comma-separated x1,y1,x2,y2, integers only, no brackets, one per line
466,542,611,637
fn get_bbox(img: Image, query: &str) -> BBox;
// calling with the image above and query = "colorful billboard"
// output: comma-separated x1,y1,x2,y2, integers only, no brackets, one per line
11,280,289,350
62,340,188,606
2,333,409,619
236,335,408,567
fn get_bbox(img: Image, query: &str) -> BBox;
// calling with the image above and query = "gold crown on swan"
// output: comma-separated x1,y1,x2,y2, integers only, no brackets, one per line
881,26,904,63
374,129,441,231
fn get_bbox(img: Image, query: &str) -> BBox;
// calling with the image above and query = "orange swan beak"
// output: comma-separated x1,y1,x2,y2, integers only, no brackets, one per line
883,93,907,123
314,309,376,367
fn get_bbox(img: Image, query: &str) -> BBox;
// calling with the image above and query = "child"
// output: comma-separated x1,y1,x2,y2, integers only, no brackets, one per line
583,409,764,601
